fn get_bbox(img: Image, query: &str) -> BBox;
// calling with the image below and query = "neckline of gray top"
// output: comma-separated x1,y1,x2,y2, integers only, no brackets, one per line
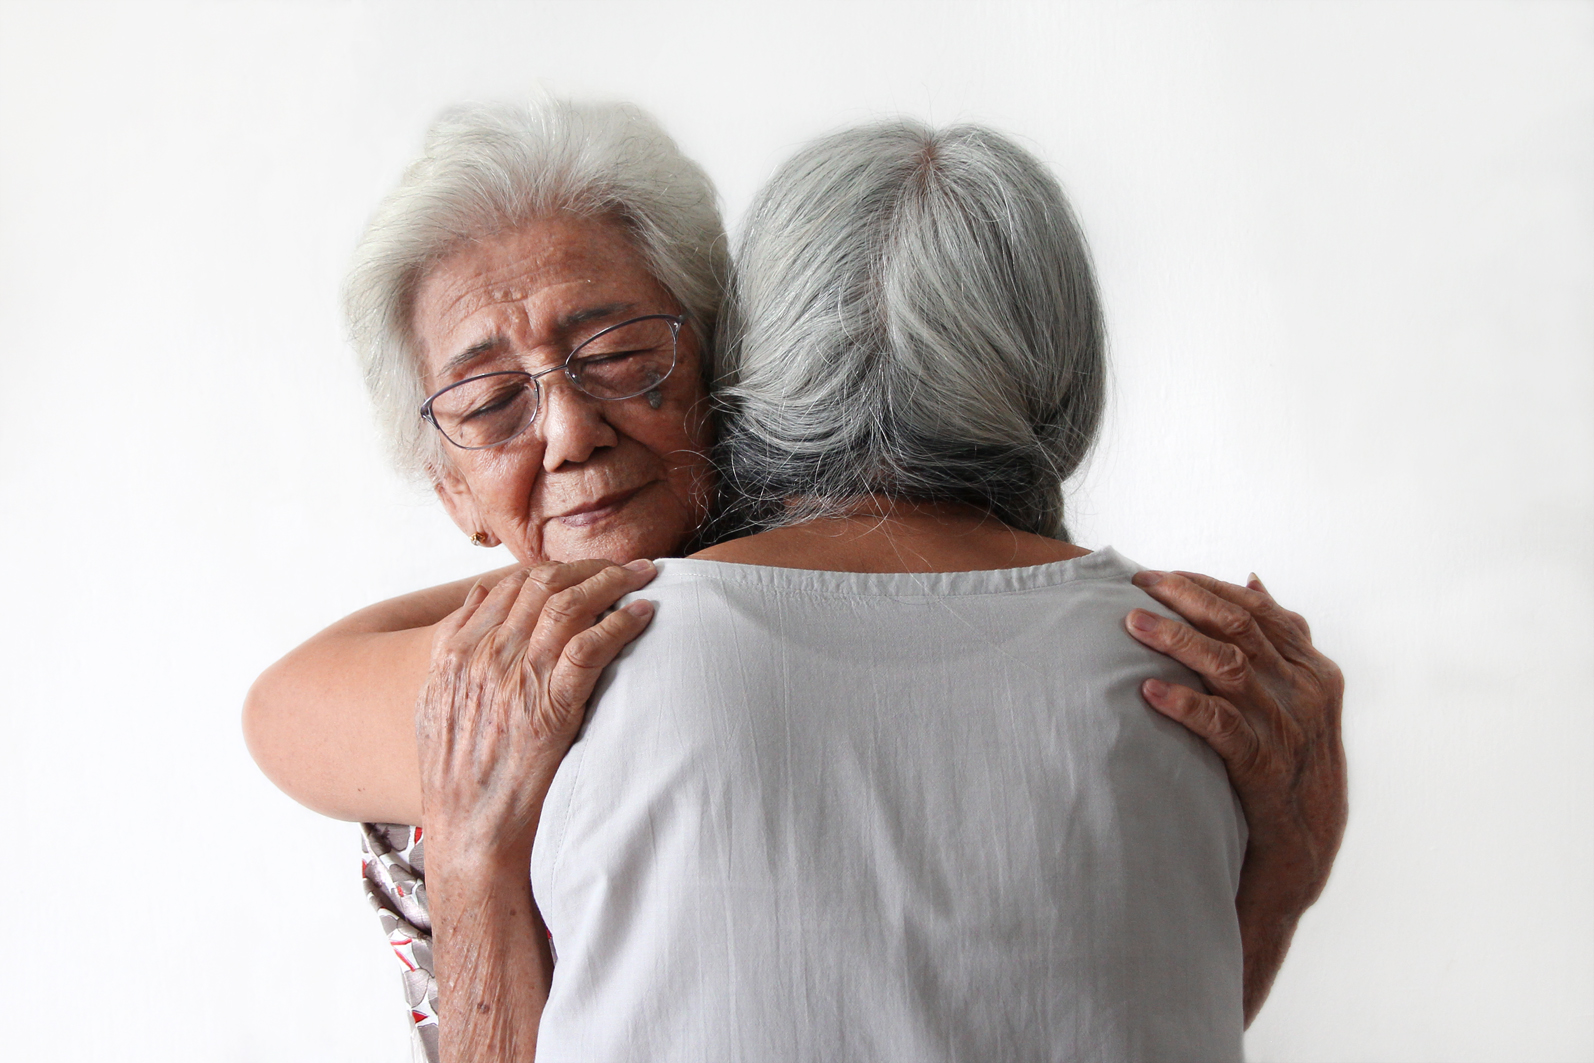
646,544,1133,600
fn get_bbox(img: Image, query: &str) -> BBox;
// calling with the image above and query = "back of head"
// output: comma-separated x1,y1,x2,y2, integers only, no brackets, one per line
344,96,728,480
716,121,1104,540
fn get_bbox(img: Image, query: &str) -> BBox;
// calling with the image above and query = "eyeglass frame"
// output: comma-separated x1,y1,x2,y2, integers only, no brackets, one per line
418,313,687,450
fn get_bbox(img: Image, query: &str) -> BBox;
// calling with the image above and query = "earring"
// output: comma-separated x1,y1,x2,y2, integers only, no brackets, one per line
469,531,491,547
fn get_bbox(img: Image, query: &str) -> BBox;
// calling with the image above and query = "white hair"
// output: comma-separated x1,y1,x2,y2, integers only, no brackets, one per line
714,121,1106,540
343,96,729,479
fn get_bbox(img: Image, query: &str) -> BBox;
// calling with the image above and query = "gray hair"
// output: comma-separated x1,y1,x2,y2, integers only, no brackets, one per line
714,120,1106,540
343,96,729,479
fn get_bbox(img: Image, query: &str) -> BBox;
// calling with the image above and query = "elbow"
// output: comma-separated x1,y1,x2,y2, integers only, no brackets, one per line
242,656,354,821
241,666,279,776
242,659,299,802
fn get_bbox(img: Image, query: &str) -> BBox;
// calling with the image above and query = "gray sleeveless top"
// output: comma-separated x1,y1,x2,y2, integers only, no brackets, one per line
531,548,1246,1062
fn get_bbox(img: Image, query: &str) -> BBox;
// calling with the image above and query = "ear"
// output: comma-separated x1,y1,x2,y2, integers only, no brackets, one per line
429,459,498,547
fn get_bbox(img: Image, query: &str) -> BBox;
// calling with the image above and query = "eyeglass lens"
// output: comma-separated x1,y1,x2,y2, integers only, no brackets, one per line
568,315,677,400
427,316,678,449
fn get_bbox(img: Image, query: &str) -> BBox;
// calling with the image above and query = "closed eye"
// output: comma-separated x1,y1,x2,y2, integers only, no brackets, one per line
460,385,526,422
573,348,649,368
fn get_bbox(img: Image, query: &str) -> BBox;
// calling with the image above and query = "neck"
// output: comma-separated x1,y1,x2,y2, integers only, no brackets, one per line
796,494,999,526
693,494,1088,574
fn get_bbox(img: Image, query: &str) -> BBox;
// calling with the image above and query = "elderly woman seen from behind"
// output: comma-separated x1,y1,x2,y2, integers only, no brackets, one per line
244,99,1346,1061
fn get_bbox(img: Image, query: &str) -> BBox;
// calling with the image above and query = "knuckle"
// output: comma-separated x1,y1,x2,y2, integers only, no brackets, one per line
524,562,565,589
437,642,472,669
542,587,586,620
562,628,609,670
1166,619,1201,651
1206,707,1262,769
1320,658,1346,698
1209,701,1247,743
544,668,587,708
1212,644,1251,687
1215,606,1255,642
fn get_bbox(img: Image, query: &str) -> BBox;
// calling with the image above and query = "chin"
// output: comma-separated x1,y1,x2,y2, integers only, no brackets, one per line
531,481,706,565
541,521,690,566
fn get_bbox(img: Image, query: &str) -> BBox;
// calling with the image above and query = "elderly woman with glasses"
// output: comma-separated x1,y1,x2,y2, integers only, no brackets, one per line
244,99,1345,1061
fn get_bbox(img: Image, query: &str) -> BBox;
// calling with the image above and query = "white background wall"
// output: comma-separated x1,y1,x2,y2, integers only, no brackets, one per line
1,2,1589,1060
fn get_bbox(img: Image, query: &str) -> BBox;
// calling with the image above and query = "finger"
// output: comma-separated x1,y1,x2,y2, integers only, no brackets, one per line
434,578,492,641
500,559,623,640
1249,573,1313,642
543,599,655,732
1139,679,1265,785
1171,570,1315,655
1126,607,1255,696
452,567,533,646
1132,571,1279,664
529,560,658,649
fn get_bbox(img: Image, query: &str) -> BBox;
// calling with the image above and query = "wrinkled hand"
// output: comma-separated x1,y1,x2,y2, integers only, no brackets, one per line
416,559,657,864
1124,570,1346,1022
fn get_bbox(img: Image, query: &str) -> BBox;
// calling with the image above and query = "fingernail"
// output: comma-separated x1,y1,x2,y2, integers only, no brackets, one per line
1132,569,1164,588
1143,678,1170,699
624,559,655,573
1248,572,1266,591
624,599,654,617
1129,609,1158,632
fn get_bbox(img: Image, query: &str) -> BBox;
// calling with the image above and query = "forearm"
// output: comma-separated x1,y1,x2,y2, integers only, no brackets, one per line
429,849,554,1062
403,561,654,1058
1124,569,1347,1027
1234,846,1315,1027
243,566,519,823
1237,893,1299,1027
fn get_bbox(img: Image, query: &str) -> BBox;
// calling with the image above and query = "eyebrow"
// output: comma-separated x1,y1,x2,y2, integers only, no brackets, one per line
441,336,507,376
439,302,637,377
560,302,635,331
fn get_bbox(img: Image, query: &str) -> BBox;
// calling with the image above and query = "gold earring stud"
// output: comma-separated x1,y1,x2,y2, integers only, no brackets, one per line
470,531,490,547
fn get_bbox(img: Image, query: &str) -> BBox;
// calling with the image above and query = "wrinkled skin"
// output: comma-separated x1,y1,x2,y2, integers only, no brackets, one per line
418,560,659,1062
415,214,715,566
1126,569,1347,1022
254,214,1347,1057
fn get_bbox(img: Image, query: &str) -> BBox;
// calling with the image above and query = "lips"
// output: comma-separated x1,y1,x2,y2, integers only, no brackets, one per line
554,485,648,528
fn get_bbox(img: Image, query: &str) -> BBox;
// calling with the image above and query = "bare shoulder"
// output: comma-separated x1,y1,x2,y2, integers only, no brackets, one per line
327,563,522,635
689,526,816,567
1007,534,1092,567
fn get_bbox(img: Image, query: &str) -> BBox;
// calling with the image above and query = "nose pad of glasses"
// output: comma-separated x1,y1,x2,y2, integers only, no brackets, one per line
645,387,664,410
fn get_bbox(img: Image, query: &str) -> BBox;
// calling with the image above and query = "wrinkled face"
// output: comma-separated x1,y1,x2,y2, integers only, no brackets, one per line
412,214,715,564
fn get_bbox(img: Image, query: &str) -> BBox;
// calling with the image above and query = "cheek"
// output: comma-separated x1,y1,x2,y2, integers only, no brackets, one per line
665,444,716,523
464,448,544,521
633,407,714,518
627,487,703,558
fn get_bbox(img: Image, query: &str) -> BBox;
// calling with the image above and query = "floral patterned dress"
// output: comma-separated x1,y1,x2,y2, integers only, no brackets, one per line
360,823,439,1063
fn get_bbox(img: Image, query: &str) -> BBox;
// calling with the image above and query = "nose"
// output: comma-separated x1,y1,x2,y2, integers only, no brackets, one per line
536,377,620,471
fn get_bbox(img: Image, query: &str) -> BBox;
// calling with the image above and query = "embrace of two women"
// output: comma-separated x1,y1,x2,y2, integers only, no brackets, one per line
245,97,1346,1062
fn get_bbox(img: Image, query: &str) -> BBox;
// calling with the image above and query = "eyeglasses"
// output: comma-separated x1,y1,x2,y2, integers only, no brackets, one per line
420,314,684,450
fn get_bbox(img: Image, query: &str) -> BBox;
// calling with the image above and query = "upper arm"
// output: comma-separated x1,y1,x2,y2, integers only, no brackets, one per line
242,566,517,824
